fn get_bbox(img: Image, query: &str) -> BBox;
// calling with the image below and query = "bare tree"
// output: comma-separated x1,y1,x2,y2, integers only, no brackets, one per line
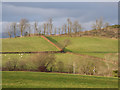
49,18,53,35
73,20,79,34
19,18,28,37
61,25,64,34
38,25,42,35
92,17,103,30
79,60,96,75
67,18,70,35
58,27,61,35
6,23,13,38
54,27,57,35
104,22,109,30
34,21,39,35
64,24,67,34
78,24,83,36
69,21,72,36
46,23,49,35
61,39,71,49
11,22,17,38
43,23,46,35
25,24,31,36
97,17,103,30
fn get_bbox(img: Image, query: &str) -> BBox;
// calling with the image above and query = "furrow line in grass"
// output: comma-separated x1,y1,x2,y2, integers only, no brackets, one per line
66,52,117,65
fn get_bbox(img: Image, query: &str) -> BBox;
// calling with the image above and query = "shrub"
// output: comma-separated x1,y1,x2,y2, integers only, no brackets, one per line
57,61,64,72
5,59,18,71
30,53,56,72
79,61,97,75
113,70,118,77
18,60,27,71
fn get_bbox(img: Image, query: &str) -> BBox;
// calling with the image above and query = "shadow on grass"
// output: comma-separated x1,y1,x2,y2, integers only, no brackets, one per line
63,48,72,52
45,36,63,49
45,36,73,53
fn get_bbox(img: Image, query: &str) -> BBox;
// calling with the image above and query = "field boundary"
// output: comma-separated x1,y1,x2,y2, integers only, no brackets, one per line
0,51,63,54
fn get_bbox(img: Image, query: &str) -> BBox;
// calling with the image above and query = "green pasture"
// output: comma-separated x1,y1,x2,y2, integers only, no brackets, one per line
2,71,118,88
48,36,118,58
2,36,59,52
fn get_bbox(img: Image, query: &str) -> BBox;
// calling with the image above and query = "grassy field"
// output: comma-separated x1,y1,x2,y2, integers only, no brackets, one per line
2,71,118,88
2,36,118,74
48,36,118,58
2,36,59,52
2,36,118,58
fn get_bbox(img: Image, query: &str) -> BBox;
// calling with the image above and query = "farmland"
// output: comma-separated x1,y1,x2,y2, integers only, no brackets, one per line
1,36,118,88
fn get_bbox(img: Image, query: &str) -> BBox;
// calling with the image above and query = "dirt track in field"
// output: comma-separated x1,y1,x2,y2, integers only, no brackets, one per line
41,35,63,51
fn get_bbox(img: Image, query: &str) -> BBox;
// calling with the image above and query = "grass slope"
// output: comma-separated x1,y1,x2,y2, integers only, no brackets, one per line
2,71,118,88
2,36,59,52
49,36,118,58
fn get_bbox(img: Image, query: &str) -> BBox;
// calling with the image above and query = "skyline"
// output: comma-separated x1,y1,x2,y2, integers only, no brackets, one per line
1,2,118,34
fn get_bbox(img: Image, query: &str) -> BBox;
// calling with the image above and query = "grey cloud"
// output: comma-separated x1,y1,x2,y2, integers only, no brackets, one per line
2,2,118,31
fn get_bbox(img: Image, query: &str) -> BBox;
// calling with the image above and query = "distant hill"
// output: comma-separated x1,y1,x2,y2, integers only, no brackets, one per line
73,25,119,39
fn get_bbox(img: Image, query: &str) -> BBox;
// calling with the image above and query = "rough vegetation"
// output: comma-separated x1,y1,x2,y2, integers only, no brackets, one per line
2,52,118,77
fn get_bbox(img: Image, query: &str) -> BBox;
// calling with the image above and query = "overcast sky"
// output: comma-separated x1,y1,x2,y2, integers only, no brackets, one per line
2,2,118,33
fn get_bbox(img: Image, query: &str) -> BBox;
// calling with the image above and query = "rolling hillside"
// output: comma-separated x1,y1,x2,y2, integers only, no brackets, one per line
1,36,118,88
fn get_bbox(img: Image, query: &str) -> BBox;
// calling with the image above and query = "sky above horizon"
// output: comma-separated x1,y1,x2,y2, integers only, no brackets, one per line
2,2,118,33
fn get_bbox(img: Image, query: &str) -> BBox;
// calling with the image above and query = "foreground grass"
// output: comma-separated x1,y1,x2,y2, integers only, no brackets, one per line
2,71,118,88
49,36,118,58
2,36,59,52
